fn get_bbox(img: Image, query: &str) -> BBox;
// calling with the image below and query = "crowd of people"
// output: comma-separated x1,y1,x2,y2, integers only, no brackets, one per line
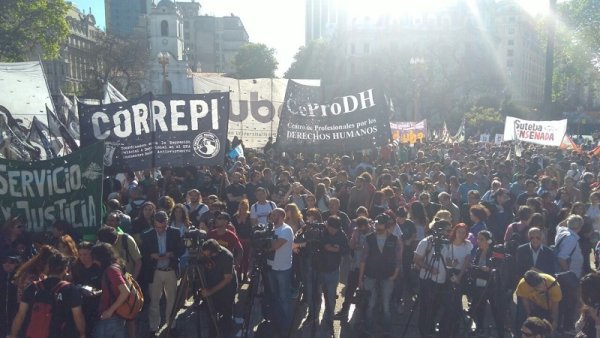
2,138,600,338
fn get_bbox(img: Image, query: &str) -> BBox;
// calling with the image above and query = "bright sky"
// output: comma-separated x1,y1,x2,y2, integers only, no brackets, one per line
72,0,551,76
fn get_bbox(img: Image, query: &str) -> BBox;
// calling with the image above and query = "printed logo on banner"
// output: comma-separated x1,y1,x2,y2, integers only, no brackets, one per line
193,132,220,158
79,93,230,172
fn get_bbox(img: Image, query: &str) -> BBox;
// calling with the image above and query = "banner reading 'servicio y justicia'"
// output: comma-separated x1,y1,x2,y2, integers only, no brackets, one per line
276,81,391,153
78,92,230,173
503,116,568,147
0,141,105,233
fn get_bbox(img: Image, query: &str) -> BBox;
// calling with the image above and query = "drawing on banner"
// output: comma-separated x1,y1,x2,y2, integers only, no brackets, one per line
193,132,220,159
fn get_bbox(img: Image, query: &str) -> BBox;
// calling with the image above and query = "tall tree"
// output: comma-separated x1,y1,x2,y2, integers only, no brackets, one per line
233,43,278,79
0,0,70,62
284,39,333,79
81,32,150,99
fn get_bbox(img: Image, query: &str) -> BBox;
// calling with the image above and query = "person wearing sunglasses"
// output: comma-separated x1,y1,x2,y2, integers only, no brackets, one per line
520,316,553,338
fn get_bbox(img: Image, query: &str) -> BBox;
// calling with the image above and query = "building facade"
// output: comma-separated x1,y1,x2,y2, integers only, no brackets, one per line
43,5,103,95
496,0,546,108
105,0,153,37
305,0,342,44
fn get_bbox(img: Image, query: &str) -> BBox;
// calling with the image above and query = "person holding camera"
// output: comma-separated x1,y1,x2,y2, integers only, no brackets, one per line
207,212,243,266
200,239,238,338
358,213,403,336
312,215,350,330
413,219,452,337
266,208,294,336
469,230,505,337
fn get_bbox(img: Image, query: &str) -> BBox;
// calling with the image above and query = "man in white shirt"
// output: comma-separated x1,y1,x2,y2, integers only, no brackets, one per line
266,208,294,336
250,188,276,226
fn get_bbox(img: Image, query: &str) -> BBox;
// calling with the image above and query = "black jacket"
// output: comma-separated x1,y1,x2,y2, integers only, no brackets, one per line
140,227,184,284
515,243,555,277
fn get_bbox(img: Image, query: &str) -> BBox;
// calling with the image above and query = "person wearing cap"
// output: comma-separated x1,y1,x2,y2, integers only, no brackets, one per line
140,210,184,336
358,213,403,335
207,212,243,266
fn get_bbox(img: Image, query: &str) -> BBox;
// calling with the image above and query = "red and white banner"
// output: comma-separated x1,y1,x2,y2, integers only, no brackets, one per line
503,116,567,147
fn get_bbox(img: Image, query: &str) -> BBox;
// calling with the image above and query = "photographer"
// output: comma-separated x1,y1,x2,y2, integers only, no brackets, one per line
469,230,505,337
358,213,403,335
413,219,452,337
312,216,349,330
266,208,294,336
200,239,237,338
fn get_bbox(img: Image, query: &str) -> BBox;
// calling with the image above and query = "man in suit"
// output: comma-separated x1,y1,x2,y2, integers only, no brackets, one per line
141,210,184,336
516,227,555,280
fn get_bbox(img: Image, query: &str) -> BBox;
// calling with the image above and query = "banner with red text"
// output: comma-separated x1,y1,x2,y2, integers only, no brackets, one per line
503,116,567,147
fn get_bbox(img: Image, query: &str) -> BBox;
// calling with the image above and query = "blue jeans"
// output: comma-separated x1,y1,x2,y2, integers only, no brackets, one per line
93,316,126,338
267,267,293,331
318,269,340,323
364,276,394,332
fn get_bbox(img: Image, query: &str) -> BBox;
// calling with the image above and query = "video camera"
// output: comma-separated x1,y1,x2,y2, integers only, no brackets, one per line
251,223,276,252
430,220,451,256
302,222,326,244
182,225,207,259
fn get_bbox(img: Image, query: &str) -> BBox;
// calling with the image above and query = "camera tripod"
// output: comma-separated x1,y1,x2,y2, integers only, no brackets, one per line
241,252,268,338
401,240,473,338
164,256,221,338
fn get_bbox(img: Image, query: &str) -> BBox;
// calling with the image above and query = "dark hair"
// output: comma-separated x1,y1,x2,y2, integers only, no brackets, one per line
478,230,493,243
47,251,70,275
522,317,552,337
469,204,490,222
97,226,118,245
77,241,94,251
201,238,222,254
581,272,600,307
153,210,170,224
523,270,543,287
517,206,534,222
396,207,408,218
326,215,342,229
410,201,428,226
355,216,369,227
91,243,118,270
106,199,121,211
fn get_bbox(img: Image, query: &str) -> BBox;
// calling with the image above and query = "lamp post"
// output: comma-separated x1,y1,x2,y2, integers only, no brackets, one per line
157,52,170,95
410,57,426,122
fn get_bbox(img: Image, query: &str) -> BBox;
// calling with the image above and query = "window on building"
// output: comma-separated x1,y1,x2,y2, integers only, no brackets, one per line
507,49,514,57
161,20,169,36
508,27,515,34
507,60,513,67
508,39,514,46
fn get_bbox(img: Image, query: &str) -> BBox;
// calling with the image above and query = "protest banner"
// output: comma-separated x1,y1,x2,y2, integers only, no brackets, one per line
79,92,230,173
276,80,391,153
390,120,427,144
503,116,567,147
193,75,320,148
0,142,104,233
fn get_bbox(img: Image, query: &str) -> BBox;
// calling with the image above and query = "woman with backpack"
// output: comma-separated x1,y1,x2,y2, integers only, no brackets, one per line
91,243,131,338
8,249,86,338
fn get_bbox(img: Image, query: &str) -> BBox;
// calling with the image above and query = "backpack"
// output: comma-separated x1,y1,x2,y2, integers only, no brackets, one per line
187,203,207,227
104,270,144,320
25,280,70,338
254,201,276,213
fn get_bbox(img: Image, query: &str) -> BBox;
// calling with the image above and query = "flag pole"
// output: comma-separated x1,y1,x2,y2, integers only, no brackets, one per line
38,55,60,155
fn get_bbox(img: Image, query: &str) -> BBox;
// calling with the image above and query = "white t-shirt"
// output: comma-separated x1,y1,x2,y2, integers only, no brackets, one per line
585,204,600,232
391,224,403,239
268,223,294,271
250,200,276,225
415,236,450,284
445,241,473,270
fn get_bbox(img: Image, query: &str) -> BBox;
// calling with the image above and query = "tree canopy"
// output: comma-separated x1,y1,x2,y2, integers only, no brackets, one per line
0,0,70,62
233,43,278,79
284,39,333,79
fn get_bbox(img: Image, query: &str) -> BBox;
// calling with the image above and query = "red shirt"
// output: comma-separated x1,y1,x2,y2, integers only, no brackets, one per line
207,229,243,257
99,264,126,314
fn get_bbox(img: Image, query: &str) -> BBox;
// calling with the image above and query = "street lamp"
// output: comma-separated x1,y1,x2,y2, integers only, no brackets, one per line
410,57,426,122
157,52,170,95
